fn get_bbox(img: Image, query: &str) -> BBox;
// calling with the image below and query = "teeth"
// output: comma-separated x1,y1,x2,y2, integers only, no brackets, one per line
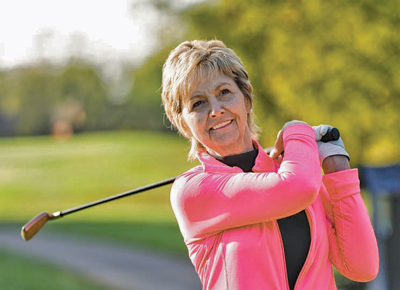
212,120,231,130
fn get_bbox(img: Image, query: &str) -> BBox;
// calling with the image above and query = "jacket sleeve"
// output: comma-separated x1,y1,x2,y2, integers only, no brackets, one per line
321,169,379,282
171,124,322,239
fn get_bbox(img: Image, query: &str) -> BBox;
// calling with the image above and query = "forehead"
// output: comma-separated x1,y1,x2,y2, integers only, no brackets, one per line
186,70,235,97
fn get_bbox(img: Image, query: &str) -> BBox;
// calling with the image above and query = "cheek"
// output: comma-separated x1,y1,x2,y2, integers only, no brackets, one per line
182,113,201,135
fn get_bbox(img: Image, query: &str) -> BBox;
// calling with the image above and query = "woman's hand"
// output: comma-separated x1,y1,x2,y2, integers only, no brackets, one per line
313,125,351,174
269,120,308,160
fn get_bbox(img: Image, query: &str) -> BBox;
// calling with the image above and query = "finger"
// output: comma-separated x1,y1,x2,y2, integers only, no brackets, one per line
313,125,332,141
270,130,284,160
319,125,331,137
269,148,282,160
283,120,307,130
264,146,274,155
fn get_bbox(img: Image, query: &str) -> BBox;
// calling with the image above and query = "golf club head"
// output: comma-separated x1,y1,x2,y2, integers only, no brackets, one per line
21,211,61,241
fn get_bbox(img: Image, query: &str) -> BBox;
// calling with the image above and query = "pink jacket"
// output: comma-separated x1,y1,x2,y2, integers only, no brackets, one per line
171,124,379,290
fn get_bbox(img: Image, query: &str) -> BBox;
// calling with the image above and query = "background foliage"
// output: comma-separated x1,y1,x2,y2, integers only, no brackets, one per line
1,0,399,167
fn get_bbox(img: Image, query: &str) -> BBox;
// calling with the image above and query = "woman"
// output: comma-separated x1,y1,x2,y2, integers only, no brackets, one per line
161,40,379,290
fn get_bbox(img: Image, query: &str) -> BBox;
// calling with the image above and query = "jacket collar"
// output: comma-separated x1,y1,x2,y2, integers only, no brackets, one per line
197,139,277,173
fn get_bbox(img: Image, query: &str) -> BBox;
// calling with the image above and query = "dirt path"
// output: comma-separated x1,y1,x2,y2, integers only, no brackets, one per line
0,225,202,290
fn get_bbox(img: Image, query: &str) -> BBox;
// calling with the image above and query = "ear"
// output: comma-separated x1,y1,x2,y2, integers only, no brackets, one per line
244,95,253,113
178,117,192,139
246,104,253,114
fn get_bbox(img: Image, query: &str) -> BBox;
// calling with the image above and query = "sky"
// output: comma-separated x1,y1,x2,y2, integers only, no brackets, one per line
0,0,157,68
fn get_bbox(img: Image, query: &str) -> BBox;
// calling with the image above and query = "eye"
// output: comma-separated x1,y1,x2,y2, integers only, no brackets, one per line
219,89,230,96
192,100,204,109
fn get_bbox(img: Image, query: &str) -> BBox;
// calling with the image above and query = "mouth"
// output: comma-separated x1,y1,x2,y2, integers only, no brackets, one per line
210,120,233,130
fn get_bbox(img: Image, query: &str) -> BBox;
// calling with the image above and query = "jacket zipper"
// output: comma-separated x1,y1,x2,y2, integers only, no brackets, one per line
293,208,315,290
275,220,290,290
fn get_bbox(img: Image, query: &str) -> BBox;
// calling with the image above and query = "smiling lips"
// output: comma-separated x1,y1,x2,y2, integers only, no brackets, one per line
211,120,233,130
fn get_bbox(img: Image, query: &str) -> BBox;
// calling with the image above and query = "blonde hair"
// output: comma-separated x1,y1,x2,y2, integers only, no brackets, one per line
161,40,260,160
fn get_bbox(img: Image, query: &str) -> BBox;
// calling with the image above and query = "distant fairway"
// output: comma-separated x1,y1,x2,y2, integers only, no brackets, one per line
0,130,196,254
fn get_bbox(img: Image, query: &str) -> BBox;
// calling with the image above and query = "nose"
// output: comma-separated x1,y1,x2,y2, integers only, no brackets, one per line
209,97,225,118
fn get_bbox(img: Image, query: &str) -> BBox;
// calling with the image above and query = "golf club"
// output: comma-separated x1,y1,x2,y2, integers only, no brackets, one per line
21,127,340,241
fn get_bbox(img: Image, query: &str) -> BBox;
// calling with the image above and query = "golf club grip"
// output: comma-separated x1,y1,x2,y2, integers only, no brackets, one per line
320,127,340,142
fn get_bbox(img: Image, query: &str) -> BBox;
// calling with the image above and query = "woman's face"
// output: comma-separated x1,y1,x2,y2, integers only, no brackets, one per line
182,73,254,157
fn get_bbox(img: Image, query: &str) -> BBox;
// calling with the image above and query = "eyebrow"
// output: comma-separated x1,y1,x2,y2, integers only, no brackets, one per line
189,82,233,99
215,82,232,90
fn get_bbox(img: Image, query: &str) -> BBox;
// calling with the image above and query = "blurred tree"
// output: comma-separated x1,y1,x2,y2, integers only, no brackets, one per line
0,61,111,136
2,64,58,135
0,71,18,136
124,48,173,131
56,62,109,132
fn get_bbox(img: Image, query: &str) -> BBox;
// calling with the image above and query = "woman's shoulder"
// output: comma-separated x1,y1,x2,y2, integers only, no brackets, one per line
172,165,204,190
170,165,208,206
171,164,234,200
178,165,204,179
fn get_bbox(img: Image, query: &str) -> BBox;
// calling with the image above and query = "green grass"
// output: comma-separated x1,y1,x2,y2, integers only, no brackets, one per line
0,130,197,254
0,249,108,290
0,130,372,289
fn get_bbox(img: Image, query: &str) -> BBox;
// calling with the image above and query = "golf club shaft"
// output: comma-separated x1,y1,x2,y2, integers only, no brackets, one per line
59,176,176,217
20,176,176,241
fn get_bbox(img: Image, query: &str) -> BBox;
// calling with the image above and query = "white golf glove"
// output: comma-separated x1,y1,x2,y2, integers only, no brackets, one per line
312,125,350,165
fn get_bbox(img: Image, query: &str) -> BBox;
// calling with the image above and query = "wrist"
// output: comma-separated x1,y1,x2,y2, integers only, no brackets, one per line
322,155,350,174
